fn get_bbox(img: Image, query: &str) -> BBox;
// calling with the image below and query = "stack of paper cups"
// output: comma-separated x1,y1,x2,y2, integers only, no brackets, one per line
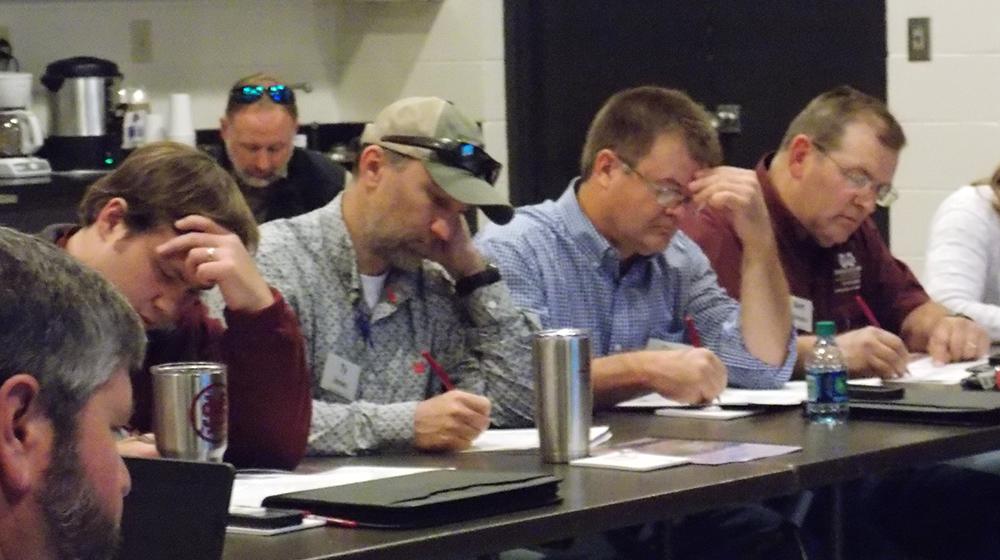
167,93,196,146
144,113,166,144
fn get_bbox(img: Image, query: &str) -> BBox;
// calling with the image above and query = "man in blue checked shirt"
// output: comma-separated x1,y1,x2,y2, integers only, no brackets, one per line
478,86,796,410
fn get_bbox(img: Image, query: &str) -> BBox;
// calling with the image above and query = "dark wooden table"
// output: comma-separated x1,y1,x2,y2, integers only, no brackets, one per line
222,408,1000,559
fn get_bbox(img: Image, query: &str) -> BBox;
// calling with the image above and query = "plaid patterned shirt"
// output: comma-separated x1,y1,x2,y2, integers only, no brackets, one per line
254,194,537,455
476,182,795,389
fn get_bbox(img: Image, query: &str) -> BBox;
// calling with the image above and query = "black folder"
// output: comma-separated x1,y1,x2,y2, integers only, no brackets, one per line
850,386,1000,426
262,470,562,528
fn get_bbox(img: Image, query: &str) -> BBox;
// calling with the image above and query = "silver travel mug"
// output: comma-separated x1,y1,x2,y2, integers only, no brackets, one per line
533,328,592,463
151,362,228,462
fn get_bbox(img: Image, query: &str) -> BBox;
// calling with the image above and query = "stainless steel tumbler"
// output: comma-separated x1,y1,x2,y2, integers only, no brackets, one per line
532,328,592,463
151,362,228,462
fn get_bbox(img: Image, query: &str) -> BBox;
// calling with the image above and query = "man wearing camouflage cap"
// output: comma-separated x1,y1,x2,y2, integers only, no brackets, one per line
252,97,536,455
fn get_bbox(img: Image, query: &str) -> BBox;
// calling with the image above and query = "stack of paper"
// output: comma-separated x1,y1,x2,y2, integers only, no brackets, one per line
465,425,612,453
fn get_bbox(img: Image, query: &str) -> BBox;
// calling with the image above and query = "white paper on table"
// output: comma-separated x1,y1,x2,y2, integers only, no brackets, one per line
226,516,326,536
464,425,611,453
229,465,442,508
570,451,690,471
617,382,809,409
654,407,760,420
892,354,983,385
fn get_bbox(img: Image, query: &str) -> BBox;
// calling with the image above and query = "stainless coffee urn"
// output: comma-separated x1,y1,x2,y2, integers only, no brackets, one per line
39,56,123,171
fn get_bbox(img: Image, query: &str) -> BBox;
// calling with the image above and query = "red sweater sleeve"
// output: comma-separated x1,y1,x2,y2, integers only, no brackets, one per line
218,289,311,469
138,289,311,469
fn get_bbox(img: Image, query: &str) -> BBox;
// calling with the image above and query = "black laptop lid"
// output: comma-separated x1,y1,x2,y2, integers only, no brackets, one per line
117,457,235,560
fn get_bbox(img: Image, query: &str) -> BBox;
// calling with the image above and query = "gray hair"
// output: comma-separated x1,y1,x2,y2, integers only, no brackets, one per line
0,227,145,429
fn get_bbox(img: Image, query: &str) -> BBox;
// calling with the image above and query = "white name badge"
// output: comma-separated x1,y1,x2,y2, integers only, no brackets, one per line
321,353,362,401
791,296,814,333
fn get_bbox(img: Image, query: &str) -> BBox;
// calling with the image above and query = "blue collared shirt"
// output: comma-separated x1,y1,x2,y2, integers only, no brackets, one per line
476,181,795,389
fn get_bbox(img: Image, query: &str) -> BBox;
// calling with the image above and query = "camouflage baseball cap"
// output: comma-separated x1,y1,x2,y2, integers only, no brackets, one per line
360,97,513,224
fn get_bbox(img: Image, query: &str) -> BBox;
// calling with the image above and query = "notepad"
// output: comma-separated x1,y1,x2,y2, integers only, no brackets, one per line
464,425,612,452
570,451,690,471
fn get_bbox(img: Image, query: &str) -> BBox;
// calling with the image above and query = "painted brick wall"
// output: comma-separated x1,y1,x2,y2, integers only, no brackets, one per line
886,0,1000,279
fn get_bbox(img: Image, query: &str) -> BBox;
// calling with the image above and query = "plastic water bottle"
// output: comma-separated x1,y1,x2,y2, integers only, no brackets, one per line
805,321,849,424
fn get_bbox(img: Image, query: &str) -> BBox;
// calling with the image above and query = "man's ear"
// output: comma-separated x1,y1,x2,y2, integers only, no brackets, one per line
0,374,50,499
590,149,618,189
786,134,814,180
219,117,231,142
93,198,130,240
356,145,388,191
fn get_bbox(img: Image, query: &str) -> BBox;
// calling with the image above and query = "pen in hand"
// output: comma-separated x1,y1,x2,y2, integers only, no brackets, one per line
421,351,456,391
855,294,910,376
684,315,721,408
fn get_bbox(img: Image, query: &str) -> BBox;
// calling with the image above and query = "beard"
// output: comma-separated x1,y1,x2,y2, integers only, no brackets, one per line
226,151,289,189
37,433,120,560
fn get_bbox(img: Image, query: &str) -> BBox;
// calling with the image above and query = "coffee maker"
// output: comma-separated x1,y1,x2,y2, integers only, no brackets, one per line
0,71,51,179
39,56,123,171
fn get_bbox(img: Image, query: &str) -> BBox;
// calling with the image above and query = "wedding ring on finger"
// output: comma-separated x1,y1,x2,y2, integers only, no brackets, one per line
206,247,217,261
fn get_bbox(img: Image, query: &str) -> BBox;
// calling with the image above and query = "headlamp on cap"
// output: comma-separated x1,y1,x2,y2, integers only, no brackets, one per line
381,135,502,185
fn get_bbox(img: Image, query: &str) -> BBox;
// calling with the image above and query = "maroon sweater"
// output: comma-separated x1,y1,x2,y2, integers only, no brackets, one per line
47,224,311,469
680,154,928,335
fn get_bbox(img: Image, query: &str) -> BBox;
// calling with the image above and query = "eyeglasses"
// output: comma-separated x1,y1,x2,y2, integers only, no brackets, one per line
813,142,898,207
618,158,691,209
380,135,502,185
229,84,296,105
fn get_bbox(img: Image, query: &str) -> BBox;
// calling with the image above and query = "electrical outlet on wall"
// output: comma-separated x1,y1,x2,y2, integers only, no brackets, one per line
908,17,931,62
130,19,153,63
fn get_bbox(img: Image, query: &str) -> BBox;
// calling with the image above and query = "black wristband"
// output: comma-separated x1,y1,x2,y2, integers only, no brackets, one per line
455,264,501,296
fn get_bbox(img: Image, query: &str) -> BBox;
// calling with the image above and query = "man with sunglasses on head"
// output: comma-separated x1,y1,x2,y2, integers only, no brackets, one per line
681,86,989,379
250,97,535,456
210,72,347,223
475,86,797,559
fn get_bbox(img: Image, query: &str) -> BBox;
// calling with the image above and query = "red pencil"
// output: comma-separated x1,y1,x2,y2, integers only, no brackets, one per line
421,351,456,391
854,295,882,328
684,315,702,348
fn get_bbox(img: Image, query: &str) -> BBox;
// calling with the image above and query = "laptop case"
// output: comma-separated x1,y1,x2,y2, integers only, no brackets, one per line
849,386,1000,426
117,457,235,560
262,469,562,529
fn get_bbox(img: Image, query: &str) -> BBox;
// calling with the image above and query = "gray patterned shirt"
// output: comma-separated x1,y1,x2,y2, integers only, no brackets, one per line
254,193,537,455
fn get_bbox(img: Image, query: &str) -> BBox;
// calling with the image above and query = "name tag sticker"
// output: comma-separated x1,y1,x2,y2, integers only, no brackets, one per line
321,353,362,401
791,296,814,332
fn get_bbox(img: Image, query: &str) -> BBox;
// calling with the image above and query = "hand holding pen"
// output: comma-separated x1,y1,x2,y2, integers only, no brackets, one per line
413,351,491,452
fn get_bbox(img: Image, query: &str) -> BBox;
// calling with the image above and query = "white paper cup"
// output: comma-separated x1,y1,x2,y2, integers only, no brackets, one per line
168,92,194,137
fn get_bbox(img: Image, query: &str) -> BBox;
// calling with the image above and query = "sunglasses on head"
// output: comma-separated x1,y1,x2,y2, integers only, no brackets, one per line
229,84,295,105
381,135,502,185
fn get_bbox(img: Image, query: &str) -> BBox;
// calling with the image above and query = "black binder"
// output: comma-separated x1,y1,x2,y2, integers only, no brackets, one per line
262,470,562,528
850,386,1000,426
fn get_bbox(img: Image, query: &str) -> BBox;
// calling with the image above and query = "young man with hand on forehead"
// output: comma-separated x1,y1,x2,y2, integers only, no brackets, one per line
42,141,310,469
210,72,348,223
0,226,145,560
248,97,537,456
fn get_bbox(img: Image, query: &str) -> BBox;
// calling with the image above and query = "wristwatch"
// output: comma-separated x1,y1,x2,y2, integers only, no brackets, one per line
455,264,502,296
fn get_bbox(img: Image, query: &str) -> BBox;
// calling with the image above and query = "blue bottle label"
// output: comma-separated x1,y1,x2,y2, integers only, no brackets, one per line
807,369,848,404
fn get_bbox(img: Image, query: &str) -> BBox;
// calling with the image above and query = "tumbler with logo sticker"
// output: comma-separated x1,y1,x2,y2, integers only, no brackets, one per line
151,362,228,462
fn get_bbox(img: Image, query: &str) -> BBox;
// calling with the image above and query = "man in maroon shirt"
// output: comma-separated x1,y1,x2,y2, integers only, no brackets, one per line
682,86,988,378
45,141,310,469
